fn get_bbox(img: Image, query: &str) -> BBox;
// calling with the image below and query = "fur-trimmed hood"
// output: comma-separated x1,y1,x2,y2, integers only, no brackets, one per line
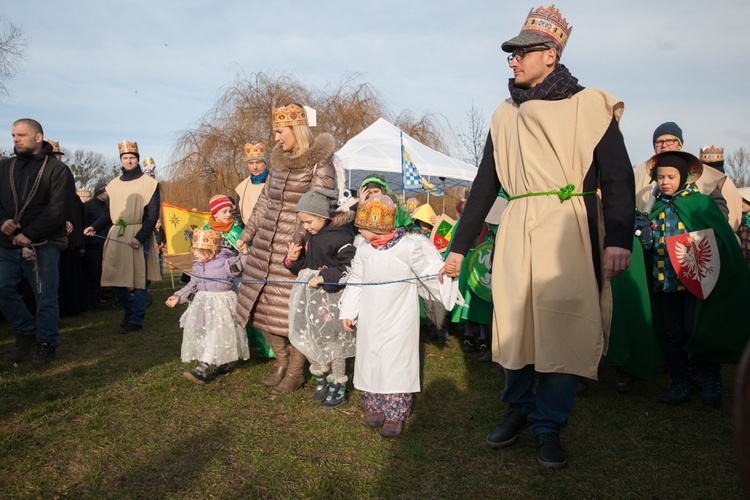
329,209,355,227
270,133,335,171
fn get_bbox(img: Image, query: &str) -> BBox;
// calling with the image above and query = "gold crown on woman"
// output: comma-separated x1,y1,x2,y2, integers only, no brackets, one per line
273,104,308,128
355,196,397,232
244,142,266,159
699,145,724,163
522,5,572,52
192,228,222,251
118,140,139,156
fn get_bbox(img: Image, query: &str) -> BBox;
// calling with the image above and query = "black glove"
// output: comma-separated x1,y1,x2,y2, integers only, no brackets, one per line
634,213,652,240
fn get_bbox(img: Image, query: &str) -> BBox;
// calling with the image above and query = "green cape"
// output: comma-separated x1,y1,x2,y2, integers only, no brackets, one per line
648,193,750,363
603,237,663,380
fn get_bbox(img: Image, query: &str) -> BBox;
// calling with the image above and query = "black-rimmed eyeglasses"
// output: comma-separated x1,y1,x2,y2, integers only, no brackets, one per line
507,46,550,64
653,138,680,147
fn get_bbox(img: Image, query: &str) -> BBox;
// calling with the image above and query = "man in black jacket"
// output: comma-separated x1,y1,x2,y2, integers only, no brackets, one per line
0,118,73,365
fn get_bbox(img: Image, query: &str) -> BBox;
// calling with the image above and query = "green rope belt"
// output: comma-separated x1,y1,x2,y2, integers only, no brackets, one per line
115,218,143,237
508,184,596,203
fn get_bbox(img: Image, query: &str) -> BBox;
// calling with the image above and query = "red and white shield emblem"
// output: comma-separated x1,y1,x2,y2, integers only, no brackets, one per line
666,228,720,300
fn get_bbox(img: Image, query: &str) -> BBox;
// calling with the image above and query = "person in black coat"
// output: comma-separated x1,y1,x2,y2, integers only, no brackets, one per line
82,181,110,309
0,119,74,365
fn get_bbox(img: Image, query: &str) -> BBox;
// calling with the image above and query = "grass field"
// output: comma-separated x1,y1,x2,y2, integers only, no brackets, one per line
0,277,743,498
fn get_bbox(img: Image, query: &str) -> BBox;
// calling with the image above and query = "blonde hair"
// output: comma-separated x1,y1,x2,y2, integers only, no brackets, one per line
193,248,217,261
289,124,314,158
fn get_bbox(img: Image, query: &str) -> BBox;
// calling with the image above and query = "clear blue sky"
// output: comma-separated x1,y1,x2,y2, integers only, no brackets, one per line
2,1,749,174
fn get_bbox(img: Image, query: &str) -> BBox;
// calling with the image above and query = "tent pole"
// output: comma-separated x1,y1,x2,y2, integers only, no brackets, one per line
442,179,446,213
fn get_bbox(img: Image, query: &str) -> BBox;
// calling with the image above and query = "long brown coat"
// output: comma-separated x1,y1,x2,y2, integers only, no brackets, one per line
235,133,336,336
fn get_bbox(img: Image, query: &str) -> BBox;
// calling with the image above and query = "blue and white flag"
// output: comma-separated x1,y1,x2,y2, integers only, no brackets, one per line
401,133,444,196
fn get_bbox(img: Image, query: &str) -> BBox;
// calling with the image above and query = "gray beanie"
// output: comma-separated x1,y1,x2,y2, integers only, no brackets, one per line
296,189,339,218
652,122,683,145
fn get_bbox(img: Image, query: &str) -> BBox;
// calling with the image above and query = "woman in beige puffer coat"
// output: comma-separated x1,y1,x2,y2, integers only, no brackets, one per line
236,104,336,394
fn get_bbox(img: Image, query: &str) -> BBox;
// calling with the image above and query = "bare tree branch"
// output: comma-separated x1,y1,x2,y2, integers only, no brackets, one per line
0,19,27,97
727,147,750,188
457,101,487,168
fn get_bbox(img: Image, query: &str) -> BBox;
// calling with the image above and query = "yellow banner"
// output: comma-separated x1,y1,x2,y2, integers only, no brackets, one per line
161,202,210,255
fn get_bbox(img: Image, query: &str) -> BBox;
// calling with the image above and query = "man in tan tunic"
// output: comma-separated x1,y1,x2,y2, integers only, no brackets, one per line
85,141,161,333
234,142,269,225
444,5,634,468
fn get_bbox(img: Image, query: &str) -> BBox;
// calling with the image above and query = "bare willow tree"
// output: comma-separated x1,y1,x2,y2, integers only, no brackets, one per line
165,72,310,208
0,19,26,98
315,74,387,149
165,71,451,209
393,108,451,154
726,147,750,188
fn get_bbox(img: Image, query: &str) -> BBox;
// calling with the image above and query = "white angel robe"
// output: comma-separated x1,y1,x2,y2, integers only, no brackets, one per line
339,233,457,394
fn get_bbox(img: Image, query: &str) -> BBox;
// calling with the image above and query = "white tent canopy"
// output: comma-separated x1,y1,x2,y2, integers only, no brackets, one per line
335,118,477,192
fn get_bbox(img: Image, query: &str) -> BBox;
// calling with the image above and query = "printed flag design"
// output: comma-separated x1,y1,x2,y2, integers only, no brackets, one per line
161,202,211,269
401,134,444,196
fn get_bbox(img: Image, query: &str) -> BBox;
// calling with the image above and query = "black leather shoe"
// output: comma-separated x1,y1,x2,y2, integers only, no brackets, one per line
5,334,36,362
536,432,567,469
486,409,529,449
120,322,143,334
615,370,633,393
31,342,56,366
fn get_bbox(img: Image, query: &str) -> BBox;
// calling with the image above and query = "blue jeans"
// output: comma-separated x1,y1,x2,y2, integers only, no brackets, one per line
112,241,151,326
0,244,61,346
501,365,578,436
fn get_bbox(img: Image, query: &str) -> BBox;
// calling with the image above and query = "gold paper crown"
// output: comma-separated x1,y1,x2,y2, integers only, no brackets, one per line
47,140,62,154
699,145,724,163
76,187,91,201
118,140,139,156
244,142,267,159
355,196,397,232
273,104,308,128
192,228,222,251
142,157,155,168
522,4,572,52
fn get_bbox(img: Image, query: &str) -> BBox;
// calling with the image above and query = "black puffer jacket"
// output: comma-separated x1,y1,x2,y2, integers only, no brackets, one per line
284,210,356,293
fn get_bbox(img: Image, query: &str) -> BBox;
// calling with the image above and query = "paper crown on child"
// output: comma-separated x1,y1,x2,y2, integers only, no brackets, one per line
142,157,155,169
209,195,234,216
244,142,267,162
118,140,139,158
192,228,222,251
355,194,396,233
646,150,703,185
47,140,63,155
273,104,316,128
699,145,724,164
501,5,572,55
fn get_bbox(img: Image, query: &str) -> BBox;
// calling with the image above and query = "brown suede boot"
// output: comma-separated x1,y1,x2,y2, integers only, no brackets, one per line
271,346,307,394
262,333,289,387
